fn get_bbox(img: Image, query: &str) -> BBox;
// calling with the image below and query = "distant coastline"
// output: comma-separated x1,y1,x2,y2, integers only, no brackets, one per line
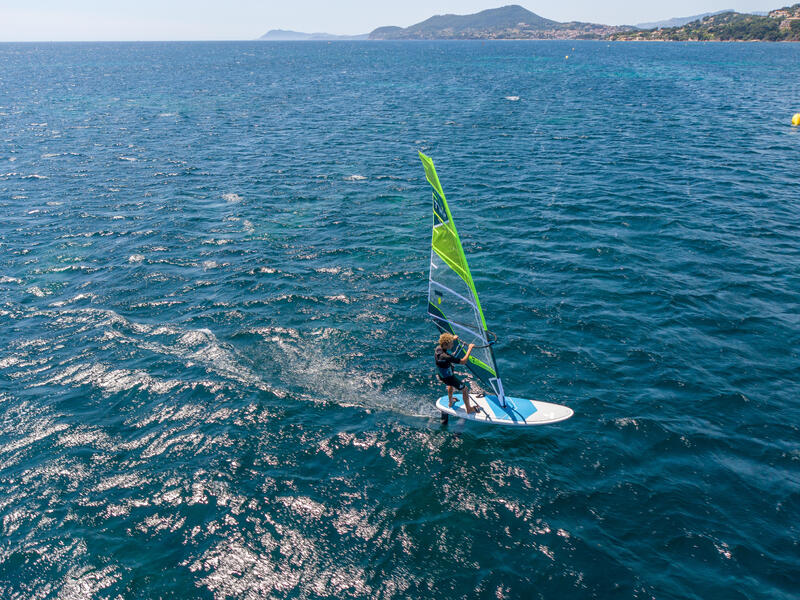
259,29,368,41
612,4,800,41
259,3,800,43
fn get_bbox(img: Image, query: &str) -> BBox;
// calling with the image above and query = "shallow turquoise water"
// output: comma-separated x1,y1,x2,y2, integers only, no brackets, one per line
1,40,799,598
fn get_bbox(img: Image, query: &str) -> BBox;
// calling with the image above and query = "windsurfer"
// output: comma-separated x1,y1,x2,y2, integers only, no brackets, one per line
435,333,478,414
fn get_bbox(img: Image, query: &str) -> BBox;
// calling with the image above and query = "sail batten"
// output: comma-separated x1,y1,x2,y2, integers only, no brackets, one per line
420,151,504,400
429,281,479,312
429,311,483,340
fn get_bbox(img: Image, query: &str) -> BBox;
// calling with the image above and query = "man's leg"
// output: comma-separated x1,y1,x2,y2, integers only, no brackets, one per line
462,386,476,414
447,385,455,407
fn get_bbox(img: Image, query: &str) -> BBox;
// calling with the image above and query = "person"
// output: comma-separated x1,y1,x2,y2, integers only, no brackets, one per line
435,332,478,414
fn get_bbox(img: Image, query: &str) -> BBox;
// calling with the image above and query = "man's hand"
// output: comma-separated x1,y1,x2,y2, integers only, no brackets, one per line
459,342,476,365
461,343,475,364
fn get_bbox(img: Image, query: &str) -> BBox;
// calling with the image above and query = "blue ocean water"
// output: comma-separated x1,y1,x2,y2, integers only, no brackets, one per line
1,40,798,598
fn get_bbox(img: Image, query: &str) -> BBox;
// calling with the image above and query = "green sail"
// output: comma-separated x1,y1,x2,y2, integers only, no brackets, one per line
419,152,504,399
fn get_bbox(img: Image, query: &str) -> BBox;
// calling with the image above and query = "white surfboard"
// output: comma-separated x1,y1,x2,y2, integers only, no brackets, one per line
436,394,573,426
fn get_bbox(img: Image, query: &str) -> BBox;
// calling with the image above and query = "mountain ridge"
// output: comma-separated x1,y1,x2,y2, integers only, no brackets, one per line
368,5,633,40
636,10,734,29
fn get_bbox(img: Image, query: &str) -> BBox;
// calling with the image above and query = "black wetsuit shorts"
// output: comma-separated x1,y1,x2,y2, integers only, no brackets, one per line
439,374,468,391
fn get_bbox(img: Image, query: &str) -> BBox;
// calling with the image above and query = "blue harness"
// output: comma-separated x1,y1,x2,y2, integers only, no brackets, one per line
437,364,454,379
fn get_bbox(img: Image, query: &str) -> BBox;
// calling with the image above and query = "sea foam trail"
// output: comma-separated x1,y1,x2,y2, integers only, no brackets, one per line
2,307,284,399
245,326,437,418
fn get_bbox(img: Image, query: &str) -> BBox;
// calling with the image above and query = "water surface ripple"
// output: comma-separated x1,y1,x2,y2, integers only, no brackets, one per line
0,41,798,599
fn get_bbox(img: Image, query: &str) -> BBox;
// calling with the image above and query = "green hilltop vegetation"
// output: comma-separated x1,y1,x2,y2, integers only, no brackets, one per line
372,4,559,35
369,5,633,40
613,4,800,40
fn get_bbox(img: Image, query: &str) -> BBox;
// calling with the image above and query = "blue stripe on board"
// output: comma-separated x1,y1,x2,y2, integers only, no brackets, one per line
439,395,539,423
484,396,537,422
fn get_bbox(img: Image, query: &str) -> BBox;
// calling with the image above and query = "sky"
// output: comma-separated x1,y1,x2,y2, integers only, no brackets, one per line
0,1,785,41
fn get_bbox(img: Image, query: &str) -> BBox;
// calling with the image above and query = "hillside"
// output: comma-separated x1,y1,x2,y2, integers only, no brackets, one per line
614,4,800,41
636,10,733,29
369,5,634,40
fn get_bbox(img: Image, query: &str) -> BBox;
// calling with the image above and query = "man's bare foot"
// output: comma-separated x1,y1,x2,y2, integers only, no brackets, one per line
449,398,455,408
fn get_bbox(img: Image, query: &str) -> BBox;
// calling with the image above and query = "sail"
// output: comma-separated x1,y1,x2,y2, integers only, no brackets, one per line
419,152,505,401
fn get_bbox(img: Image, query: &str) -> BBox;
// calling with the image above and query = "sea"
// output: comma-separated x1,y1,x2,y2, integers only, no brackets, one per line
0,40,798,599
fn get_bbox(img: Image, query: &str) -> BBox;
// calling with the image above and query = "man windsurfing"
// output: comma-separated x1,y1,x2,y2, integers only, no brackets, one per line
435,333,478,414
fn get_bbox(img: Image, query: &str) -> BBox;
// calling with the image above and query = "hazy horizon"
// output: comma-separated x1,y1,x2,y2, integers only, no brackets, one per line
0,1,784,41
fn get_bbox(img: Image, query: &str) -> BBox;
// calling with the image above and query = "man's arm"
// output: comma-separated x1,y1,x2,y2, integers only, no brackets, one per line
459,343,475,364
